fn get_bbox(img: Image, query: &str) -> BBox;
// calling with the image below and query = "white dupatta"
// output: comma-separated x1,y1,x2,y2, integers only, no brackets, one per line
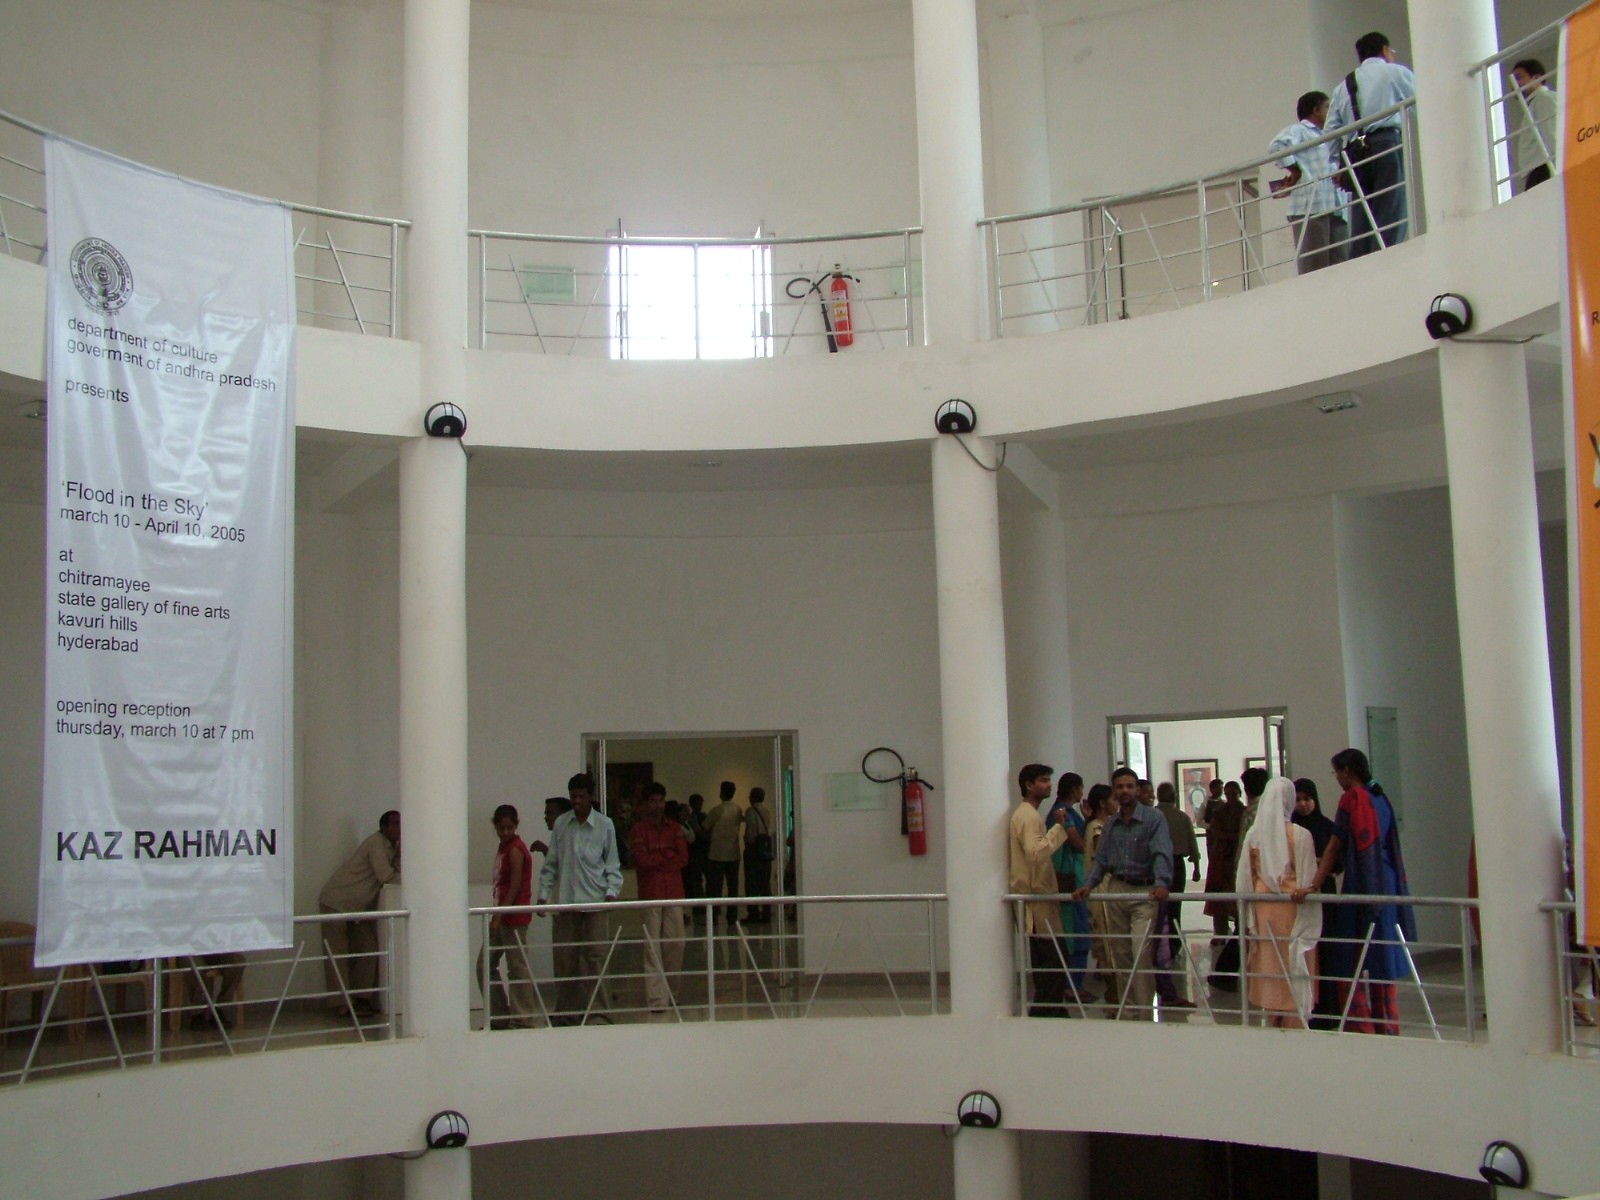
1235,777,1321,1019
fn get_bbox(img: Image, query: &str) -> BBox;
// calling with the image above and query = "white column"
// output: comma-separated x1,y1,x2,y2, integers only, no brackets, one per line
1004,495,1074,772
405,1147,472,1200
913,0,988,344
1438,341,1564,1057
400,2,472,1197
933,433,1014,1020
1408,0,1498,225
954,1127,1023,1200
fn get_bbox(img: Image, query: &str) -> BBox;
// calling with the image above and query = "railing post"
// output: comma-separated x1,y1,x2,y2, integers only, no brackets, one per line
1196,179,1211,300
390,221,401,338
477,234,487,350
705,901,716,1022
692,242,701,360
151,958,163,1064
927,897,939,1015
1462,904,1477,1043
903,229,913,346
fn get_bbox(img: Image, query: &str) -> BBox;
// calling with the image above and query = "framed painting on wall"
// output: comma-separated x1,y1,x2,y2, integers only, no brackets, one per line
1245,756,1267,772
1176,760,1218,821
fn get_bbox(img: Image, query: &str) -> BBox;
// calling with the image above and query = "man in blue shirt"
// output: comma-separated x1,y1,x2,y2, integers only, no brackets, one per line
538,771,623,1025
1269,91,1350,275
1074,767,1173,1018
1325,31,1417,257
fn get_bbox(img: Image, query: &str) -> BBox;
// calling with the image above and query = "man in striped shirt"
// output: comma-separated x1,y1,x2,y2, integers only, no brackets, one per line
1269,91,1350,275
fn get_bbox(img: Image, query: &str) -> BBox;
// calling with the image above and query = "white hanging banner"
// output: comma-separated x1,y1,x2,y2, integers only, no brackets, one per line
36,138,295,967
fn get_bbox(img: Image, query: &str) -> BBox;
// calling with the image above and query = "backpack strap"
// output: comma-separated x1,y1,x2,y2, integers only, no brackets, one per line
1346,71,1362,123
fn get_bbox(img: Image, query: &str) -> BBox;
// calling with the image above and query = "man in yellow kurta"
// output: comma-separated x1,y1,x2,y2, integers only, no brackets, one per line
1010,763,1071,1016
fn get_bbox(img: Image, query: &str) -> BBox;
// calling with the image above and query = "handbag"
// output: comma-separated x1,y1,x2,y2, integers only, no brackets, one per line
1337,70,1375,196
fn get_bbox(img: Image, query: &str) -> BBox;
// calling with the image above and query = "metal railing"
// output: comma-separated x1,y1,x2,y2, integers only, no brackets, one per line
1543,901,1600,1058
0,910,406,1086
470,228,921,357
0,110,408,337
291,204,409,337
1473,12,1568,203
980,100,1420,337
1008,891,1478,1040
469,893,946,1026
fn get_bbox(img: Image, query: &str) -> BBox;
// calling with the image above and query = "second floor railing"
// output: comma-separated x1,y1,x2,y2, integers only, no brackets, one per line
980,100,1421,337
1009,891,1477,1041
470,227,921,357
470,893,946,1026
0,909,407,1088
1543,900,1600,1058
0,109,409,338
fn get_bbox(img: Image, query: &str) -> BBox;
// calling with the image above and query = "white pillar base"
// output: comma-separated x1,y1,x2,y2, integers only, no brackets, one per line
954,1129,1023,1200
405,1148,471,1200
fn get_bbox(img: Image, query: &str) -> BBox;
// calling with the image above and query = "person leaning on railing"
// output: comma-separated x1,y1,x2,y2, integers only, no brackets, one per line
317,810,400,1018
1325,31,1416,257
1291,748,1415,1035
1268,91,1352,275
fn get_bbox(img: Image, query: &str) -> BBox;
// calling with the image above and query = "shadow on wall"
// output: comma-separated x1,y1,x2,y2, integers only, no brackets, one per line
125,1127,1489,1200
1091,1133,1483,1200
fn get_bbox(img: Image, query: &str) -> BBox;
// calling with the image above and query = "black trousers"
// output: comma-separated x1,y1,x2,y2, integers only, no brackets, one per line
1028,933,1070,1016
705,858,740,922
743,851,772,921
1348,128,1407,257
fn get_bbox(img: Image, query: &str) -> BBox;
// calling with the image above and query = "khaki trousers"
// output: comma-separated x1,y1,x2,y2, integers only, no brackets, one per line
319,904,378,1012
484,924,535,1025
552,910,611,1021
641,905,686,1012
1096,878,1158,1019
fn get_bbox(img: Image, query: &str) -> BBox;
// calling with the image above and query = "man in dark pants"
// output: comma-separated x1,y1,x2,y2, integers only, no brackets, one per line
742,787,775,923
1326,32,1416,257
683,793,711,924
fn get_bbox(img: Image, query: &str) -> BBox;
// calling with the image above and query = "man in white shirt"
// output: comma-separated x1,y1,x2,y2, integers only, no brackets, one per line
1325,32,1417,257
1509,58,1558,194
1269,91,1350,275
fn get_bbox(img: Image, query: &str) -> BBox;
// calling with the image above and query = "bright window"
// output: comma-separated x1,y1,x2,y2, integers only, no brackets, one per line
609,243,773,360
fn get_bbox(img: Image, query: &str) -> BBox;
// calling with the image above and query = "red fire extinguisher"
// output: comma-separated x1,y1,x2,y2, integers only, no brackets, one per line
829,266,854,348
904,768,927,856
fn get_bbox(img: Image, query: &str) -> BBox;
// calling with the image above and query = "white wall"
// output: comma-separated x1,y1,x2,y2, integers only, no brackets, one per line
0,0,322,205
1041,0,1312,203
466,5,920,237
1061,492,1350,809
1144,714,1271,797
0,497,43,928
1333,487,1471,909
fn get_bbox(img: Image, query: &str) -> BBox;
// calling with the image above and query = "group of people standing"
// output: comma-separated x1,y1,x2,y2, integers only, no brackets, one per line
479,773,777,1028
1012,747,1413,1032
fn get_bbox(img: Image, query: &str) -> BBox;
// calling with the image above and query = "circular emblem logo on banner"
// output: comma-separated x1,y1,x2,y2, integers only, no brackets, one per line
69,237,134,313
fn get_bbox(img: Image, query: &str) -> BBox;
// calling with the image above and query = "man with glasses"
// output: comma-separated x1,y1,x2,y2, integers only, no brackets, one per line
1326,31,1417,256
538,772,622,1025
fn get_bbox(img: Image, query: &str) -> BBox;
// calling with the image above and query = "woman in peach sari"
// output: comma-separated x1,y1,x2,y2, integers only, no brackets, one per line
1235,777,1320,1027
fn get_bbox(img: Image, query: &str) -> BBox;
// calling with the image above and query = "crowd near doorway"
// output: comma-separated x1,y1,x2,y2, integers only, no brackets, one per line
1108,709,1289,824
581,729,798,916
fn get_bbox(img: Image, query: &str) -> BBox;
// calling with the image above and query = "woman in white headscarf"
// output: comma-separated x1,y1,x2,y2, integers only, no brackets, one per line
1235,776,1320,1027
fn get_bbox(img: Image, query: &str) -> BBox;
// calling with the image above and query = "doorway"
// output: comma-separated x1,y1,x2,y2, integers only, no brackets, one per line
1107,708,1289,821
581,730,798,908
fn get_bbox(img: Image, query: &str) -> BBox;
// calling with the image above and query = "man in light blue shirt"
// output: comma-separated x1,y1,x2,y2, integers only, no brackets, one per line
538,771,622,1024
1325,32,1417,257
1269,91,1350,275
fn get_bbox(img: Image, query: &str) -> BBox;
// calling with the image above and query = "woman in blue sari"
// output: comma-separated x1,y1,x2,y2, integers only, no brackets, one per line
1046,774,1092,999
1293,748,1414,1034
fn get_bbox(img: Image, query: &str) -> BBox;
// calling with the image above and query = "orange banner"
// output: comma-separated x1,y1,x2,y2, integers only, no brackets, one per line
1567,0,1600,945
